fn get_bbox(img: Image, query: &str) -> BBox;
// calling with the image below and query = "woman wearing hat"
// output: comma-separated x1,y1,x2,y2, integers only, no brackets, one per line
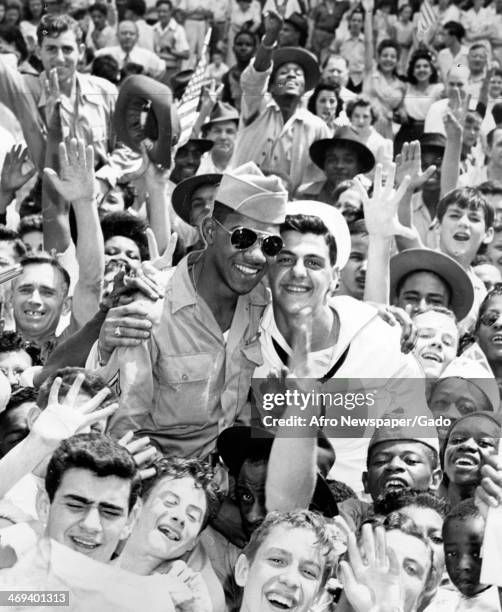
295,126,375,204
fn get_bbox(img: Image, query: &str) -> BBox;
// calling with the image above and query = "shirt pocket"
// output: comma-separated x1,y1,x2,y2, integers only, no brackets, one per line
236,338,263,401
153,353,215,428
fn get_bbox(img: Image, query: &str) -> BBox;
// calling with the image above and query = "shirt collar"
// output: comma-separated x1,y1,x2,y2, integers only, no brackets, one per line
38,71,99,109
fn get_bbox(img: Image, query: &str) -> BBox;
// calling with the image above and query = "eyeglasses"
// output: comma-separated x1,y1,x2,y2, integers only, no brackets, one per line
479,311,502,327
213,218,283,257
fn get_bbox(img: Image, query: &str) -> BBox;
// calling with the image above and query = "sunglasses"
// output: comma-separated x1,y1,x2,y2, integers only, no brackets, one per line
479,311,502,327
213,218,283,257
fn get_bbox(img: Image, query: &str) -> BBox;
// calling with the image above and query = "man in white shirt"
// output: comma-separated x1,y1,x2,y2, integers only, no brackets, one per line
437,21,469,84
96,20,166,79
153,0,189,80
425,65,471,136
467,42,489,105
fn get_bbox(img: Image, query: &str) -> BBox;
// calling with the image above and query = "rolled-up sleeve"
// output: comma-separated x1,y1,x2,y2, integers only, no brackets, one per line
240,60,272,126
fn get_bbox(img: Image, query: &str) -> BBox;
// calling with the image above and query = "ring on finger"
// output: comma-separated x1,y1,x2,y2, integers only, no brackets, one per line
114,326,122,337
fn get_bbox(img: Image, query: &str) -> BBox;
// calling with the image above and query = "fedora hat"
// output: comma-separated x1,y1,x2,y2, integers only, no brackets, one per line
272,46,320,92
390,248,474,321
172,173,222,225
309,126,375,174
217,426,338,518
202,102,239,133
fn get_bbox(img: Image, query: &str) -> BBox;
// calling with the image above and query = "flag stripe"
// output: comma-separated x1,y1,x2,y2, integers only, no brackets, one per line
176,28,212,148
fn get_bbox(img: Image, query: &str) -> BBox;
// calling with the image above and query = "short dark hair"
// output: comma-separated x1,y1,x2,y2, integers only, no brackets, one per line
6,386,38,411
101,212,149,261
307,83,343,119
395,269,452,304
478,180,502,197
487,126,502,149
92,54,120,84
374,489,448,517
321,53,347,71
377,38,401,60
443,498,481,529
0,24,28,61
18,214,42,239
45,433,141,512
281,214,337,266
243,510,337,588
37,367,117,410
37,13,83,45
234,29,257,48
0,226,26,259
19,253,71,296
125,0,146,16
346,95,379,124
155,0,172,8
141,457,221,530
436,187,494,228
407,49,438,85
0,330,32,356
89,3,107,16
348,218,367,236
443,20,465,41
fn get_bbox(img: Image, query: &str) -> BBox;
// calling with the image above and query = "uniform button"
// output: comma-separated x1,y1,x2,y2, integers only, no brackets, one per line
182,374,188,381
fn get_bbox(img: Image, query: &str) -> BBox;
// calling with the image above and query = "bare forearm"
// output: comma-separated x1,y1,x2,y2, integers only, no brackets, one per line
72,197,105,290
146,185,170,254
441,133,462,196
364,237,393,304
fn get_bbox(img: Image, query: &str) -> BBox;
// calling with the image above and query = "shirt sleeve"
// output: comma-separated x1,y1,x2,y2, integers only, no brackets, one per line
0,56,46,171
240,59,272,126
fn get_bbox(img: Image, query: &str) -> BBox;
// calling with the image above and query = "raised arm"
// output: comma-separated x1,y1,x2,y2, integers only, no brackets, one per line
441,93,466,196
44,138,105,325
360,163,415,304
362,0,375,75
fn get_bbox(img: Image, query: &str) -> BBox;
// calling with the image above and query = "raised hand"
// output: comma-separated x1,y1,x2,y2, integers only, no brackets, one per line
163,560,212,612
339,524,403,612
30,373,117,443
263,8,283,39
0,145,37,195
146,227,177,271
475,454,502,519
361,0,375,13
43,138,95,203
43,67,62,127
394,141,437,194
357,162,415,241
118,431,157,480
443,108,463,141
448,88,470,127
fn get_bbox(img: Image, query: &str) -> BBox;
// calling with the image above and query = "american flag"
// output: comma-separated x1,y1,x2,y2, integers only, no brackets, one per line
416,0,437,42
176,28,212,148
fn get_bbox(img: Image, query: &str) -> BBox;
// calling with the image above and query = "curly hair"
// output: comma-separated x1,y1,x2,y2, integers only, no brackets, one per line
141,456,221,530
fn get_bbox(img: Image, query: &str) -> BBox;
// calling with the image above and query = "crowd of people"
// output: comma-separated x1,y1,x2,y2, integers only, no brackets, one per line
2,0,502,609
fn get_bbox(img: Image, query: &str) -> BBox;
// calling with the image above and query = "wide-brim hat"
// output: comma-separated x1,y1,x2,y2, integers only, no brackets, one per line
217,426,338,518
420,132,446,153
309,127,375,174
389,248,474,321
172,173,222,225
272,46,320,92
286,200,351,269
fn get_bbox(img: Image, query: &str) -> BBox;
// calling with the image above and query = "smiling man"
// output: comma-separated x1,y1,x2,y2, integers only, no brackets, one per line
253,200,428,494
97,162,288,459
234,510,337,612
412,307,459,380
11,254,71,363
231,11,329,194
